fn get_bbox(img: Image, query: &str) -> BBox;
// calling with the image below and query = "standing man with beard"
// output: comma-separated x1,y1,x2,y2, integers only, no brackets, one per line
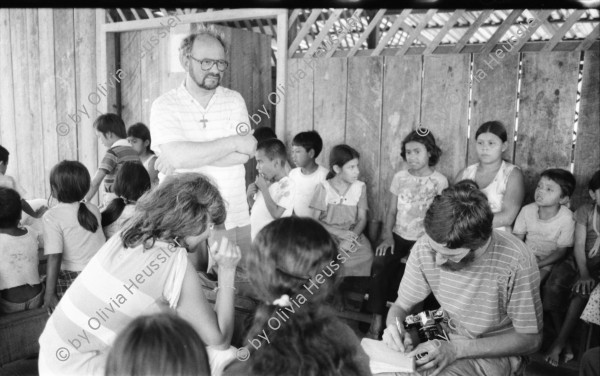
382,185,543,376
150,26,257,293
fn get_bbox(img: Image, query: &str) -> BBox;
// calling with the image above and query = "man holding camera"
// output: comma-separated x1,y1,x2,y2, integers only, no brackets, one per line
383,185,543,376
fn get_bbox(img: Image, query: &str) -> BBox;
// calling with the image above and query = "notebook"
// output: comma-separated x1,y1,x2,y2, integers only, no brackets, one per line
361,338,416,374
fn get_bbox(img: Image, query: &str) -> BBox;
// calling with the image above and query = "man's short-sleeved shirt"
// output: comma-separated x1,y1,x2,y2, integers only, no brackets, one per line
250,176,295,240
397,230,543,338
150,83,250,230
513,203,575,260
98,139,140,193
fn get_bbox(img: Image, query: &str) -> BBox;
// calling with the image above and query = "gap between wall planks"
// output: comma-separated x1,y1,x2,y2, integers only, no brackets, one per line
572,50,600,209
515,51,580,205
284,48,599,222
469,53,519,166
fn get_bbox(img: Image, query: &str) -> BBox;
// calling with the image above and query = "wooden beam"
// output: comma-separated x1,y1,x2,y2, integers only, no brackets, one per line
275,12,288,144
324,9,363,58
481,9,524,55
116,9,127,23
396,9,437,56
542,9,585,52
348,9,386,57
288,9,322,56
305,9,343,57
423,10,465,55
243,19,253,31
371,9,412,56
106,12,114,23
288,9,301,26
577,22,600,51
510,9,552,52
266,17,277,37
103,9,287,32
130,8,141,20
292,39,599,58
454,10,493,53
142,8,154,19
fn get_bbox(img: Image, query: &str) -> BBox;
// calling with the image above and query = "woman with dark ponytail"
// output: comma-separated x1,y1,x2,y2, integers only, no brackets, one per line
42,161,106,313
223,217,371,376
101,161,151,239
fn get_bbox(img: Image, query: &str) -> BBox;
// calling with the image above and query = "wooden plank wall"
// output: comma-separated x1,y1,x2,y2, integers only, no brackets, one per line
283,48,599,224
0,9,100,200
118,25,272,185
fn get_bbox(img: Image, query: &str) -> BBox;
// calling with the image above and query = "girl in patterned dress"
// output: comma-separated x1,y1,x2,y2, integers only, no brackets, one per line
365,129,448,338
310,145,373,279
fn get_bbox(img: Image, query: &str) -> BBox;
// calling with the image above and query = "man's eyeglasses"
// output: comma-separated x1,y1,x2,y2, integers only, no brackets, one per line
187,55,229,72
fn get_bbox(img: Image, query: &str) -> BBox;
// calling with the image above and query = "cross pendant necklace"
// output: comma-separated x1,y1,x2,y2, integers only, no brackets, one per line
199,114,208,128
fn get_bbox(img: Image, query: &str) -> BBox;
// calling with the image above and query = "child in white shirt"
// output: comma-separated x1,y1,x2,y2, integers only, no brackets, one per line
248,139,295,240
288,131,329,217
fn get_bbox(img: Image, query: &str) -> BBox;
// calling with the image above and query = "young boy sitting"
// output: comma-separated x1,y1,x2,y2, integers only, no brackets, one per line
0,145,46,219
288,131,329,217
85,114,140,204
513,168,576,283
248,139,295,240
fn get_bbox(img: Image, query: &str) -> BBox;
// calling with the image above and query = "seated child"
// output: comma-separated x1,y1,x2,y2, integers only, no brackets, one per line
223,217,371,376
43,161,106,313
310,144,373,278
288,131,329,217
105,313,211,376
543,169,600,366
127,122,159,186
0,187,44,314
365,129,447,338
85,114,140,204
253,126,291,173
101,161,151,239
513,168,576,282
0,145,46,219
248,139,295,240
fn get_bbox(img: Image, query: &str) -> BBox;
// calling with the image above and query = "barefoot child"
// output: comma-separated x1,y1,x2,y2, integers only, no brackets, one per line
543,170,600,366
288,131,329,218
248,139,295,240
310,145,373,278
365,129,447,338
85,114,140,204
127,123,159,186
513,169,576,283
0,187,44,314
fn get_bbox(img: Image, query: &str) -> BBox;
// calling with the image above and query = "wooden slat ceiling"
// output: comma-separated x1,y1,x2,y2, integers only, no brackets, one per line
105,8,600,57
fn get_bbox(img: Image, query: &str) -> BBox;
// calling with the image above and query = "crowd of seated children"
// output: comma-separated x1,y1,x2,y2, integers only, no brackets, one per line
513,168,576,283
101,161,151,239
223,217,371,376
0,187,44,314
365,129,448,338
0,145,47,219
42,161,106,313
248,139,295,240
85,114,140,204
288,131,329,217
310,145,373,281
127,122,159,186
105,313,211,376
456,121,525,231
543,170,600,366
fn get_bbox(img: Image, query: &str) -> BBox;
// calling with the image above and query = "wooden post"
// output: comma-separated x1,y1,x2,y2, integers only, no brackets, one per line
276,11,288,140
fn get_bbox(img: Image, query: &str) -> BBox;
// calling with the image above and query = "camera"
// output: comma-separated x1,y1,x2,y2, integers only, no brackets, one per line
404,308,446,343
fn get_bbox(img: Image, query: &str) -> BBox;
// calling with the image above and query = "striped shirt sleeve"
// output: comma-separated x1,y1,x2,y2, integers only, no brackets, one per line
99,149,118,174
506,252,543,334
396,243,432,311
